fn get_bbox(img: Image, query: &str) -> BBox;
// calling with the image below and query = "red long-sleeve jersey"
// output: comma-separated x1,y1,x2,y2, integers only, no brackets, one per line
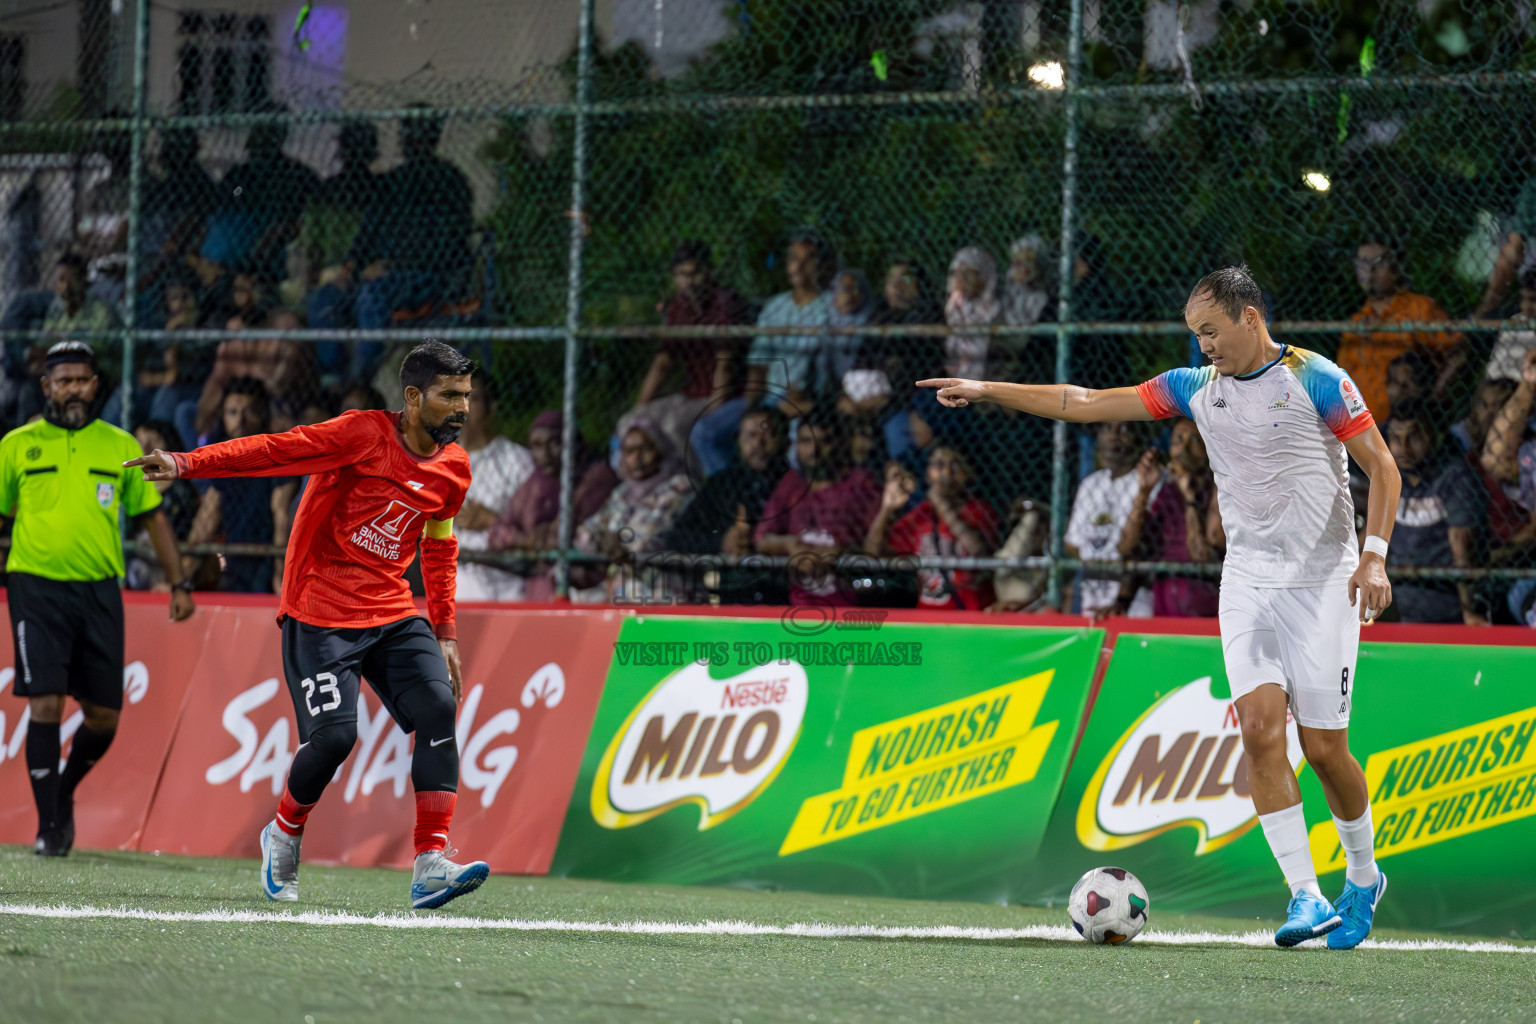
172,410,471,639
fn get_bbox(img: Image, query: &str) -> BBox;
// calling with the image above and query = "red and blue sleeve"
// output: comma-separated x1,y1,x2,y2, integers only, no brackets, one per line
1134,367,1211,420
1296,352,1375,441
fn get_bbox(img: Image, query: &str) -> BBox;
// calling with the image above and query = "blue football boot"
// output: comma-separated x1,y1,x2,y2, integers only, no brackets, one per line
1275,889,1342,947
410,849,489,910
1328,872,1387,950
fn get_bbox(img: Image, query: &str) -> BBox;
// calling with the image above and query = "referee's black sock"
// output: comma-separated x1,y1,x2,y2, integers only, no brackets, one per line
60,725,116,801
25,721,61,834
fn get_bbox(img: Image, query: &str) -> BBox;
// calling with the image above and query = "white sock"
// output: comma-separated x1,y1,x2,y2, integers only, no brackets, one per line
1258,803,1321,898
1332,810,1380,889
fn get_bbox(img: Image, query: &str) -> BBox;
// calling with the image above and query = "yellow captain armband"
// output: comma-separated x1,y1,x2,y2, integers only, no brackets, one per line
424,517,455,540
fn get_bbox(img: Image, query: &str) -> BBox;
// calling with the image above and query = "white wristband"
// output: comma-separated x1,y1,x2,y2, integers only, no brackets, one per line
1362,535,1389,560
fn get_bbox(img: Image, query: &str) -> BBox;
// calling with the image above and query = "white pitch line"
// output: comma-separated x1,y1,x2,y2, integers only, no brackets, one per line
1,902,1532,954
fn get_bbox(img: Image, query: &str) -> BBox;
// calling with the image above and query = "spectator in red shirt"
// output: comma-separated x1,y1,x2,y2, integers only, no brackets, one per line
755,411,880,605
864,441,999,610
621,241,752,463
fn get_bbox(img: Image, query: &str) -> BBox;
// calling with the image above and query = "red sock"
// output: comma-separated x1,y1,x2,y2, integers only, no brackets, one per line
275,787,317,837
414,791,456,855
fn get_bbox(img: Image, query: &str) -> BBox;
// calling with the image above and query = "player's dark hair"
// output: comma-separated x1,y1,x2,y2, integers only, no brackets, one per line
55,251,88,276
222,375,270,413
1388,350,1435,391
671,239,712,269
44,340,97,373
1187,264,1266,322
787,228,837,290
400,340,476,396
137,418,185,451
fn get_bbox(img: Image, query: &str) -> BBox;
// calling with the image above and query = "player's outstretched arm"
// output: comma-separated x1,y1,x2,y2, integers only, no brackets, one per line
916,378,1154,423
1344,425,1401,623
124,449,178,481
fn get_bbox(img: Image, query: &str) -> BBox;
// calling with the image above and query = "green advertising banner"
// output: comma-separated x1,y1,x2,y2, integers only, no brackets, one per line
550,616,1101,900
1026,634,1536,937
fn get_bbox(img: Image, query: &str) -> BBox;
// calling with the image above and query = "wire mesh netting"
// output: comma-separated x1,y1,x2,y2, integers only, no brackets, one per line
0,0,1533,625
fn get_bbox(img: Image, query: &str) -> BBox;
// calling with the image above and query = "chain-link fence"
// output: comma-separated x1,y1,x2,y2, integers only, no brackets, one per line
1,1,1533,625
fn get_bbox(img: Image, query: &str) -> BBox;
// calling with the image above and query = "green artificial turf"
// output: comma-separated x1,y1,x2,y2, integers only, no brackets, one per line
0,846,1531,1024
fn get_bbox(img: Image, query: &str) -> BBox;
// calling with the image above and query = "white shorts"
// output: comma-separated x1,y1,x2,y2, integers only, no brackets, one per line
1219,582,1360,730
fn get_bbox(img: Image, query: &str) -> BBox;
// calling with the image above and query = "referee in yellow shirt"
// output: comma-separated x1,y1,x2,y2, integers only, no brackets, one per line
2,342,194,856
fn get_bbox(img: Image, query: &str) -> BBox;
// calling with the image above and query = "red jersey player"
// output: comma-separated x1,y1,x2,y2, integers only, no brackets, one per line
126,341,487,909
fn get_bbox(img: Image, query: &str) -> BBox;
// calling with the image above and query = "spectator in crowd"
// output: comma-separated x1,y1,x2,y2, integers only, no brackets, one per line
1064,420,1155,617
628,241,751,470
1484,264,1536,383
825,268,874,390
1456,378,1527,547
570,419,692,603
1116,418,1223,617
183,377,298,593
1384,350,1437,421
339,381,387,413
661,406,788,555
454,376,535,602
987,496,1051,613
44,252,121,339
1337,240,1465,419
1476,174,1536,317
135,127,220,327
755,410,881,605
1001,233,1055,385
1482,349,1536,524
868,256,942,460
1385,401,1489,624
195,114,320,301
125,419,209,591
306,121,387,381
743,231,835,418
182,302,311,443
864,441,1000,610
944,247,1000,381
354,111,473,330
487,410,619,601
1067,233,1131,392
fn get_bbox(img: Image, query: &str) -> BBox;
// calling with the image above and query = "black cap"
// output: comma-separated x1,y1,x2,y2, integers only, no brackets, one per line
44,340,98,374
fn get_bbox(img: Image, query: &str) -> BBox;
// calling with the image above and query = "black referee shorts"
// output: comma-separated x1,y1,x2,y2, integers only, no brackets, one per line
280,616,452,744
7,572,125,711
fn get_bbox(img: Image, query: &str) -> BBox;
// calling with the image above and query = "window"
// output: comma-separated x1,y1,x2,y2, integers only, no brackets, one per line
0,34,23,121
175,11,272,115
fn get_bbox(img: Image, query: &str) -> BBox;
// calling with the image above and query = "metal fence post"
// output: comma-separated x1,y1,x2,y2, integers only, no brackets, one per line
119,0,150,547
1048,0,1085,611
555,0,596,599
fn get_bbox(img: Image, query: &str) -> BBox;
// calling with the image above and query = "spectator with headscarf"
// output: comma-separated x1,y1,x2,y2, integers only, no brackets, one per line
487,410,619,601
571,418,693,603
944,247,1000,380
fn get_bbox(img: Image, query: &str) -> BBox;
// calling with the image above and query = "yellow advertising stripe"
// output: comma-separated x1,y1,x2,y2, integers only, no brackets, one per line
839,671,1054,788
1362,706,1536,808
1310,763,1536,872
779,720,1058,856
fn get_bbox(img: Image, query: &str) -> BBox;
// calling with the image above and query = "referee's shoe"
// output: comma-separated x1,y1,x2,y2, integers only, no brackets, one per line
4,340,195,855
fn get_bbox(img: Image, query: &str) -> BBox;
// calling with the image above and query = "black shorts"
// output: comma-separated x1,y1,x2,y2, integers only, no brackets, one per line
7,572,125,711
280,616,451,743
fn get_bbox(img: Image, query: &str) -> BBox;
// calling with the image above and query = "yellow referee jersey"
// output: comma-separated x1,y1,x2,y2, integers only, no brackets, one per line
0,418,162,582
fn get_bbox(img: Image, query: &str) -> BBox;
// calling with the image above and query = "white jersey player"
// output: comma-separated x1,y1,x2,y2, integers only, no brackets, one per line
920,265,1400,949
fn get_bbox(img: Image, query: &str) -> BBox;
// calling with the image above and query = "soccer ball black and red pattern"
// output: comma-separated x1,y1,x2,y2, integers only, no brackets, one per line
1068,866,1151,944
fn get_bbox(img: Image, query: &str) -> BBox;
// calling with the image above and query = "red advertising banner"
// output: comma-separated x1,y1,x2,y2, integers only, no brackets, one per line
137,605,618,871
0,599,201,850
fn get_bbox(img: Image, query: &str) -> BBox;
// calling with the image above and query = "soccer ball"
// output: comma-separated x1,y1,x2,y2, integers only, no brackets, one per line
1067,866,1150,944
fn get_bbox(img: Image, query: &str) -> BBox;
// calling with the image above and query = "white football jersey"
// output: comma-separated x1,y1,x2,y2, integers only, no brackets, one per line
1136,346,1374,588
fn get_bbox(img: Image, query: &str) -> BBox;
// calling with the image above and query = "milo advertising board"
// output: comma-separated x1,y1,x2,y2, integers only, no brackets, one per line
550,616,1100,900
1027,633,1536,936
